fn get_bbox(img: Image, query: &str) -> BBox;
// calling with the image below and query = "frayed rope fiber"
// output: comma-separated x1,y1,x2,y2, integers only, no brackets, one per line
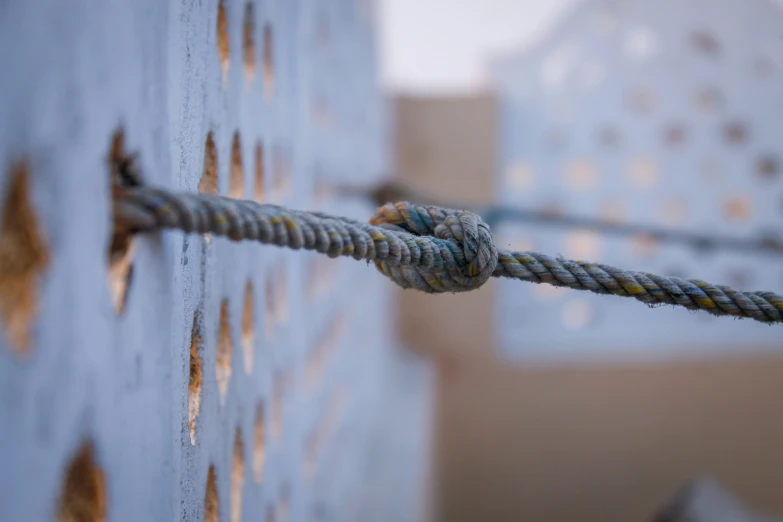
114,185,783,325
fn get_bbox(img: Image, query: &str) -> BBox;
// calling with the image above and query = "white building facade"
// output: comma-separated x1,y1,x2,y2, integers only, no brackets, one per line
491,0,783,361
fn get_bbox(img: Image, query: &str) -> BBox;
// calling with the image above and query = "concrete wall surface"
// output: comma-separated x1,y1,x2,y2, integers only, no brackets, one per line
0,2,431,521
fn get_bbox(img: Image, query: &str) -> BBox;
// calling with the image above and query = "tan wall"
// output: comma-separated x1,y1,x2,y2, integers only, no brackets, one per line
436,355,783,522
394,93,498,361
394,93,498,207
393,93,783,522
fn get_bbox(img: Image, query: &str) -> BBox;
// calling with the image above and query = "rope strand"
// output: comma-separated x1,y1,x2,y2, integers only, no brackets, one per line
114,185,783,325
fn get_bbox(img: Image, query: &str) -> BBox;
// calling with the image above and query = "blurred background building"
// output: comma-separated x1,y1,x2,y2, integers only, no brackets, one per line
386,0,783,521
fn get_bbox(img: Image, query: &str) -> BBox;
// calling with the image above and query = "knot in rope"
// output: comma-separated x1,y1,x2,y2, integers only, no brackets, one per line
369,202,498,293
113,184,783,324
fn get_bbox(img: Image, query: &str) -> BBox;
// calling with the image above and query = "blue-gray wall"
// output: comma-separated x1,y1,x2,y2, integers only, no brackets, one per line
0,1,429,521
491,0,783,361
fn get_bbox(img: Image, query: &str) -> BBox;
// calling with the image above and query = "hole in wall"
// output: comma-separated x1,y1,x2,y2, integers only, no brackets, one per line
724,121,749,145
307,316,345,391
264,277,275,340
305,324,335,393
628,88,655,112
507,162,535,190
723,195,752,222
107,242,135,316
278,267,289,325
303,430,318,479
230,132,244,199
243,3,256,85
304,345,321,392
305,315,345,388
271,147,281,198
760,228,783,251
271,375,283,444
626,157,658,189
217,299,233,401
598,125,621,148
695,87,723,112
691,30,720,56
231,428,244,522
271,145,290,198
564,159,597,190
316,12,331,53
313,167,330,202
218,0,230,86
241,280,254,374
253,402,266,483
199,132,218,195
263,24,275,101
564,229,602,260
205,465,219,522
313,169,332,204
312,164,329,204
189,310,204,446
322,388,347,438
754,55,775,78
56,441,107,522
107,130,137,316
631,233,660,259
757,155,779,180
325,318,342,368
663,124,686,147
0,160,50,356
282,368,295,396
254,142,265,202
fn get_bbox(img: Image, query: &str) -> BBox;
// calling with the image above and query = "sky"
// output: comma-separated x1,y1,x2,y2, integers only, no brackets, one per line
377,0,581,94
376,0,783,94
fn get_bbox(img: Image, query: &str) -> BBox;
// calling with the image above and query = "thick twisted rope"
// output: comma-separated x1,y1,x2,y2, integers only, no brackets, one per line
113,185,783,325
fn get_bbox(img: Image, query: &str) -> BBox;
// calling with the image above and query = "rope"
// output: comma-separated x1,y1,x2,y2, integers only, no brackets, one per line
113,185,783,325
339,180,783,257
